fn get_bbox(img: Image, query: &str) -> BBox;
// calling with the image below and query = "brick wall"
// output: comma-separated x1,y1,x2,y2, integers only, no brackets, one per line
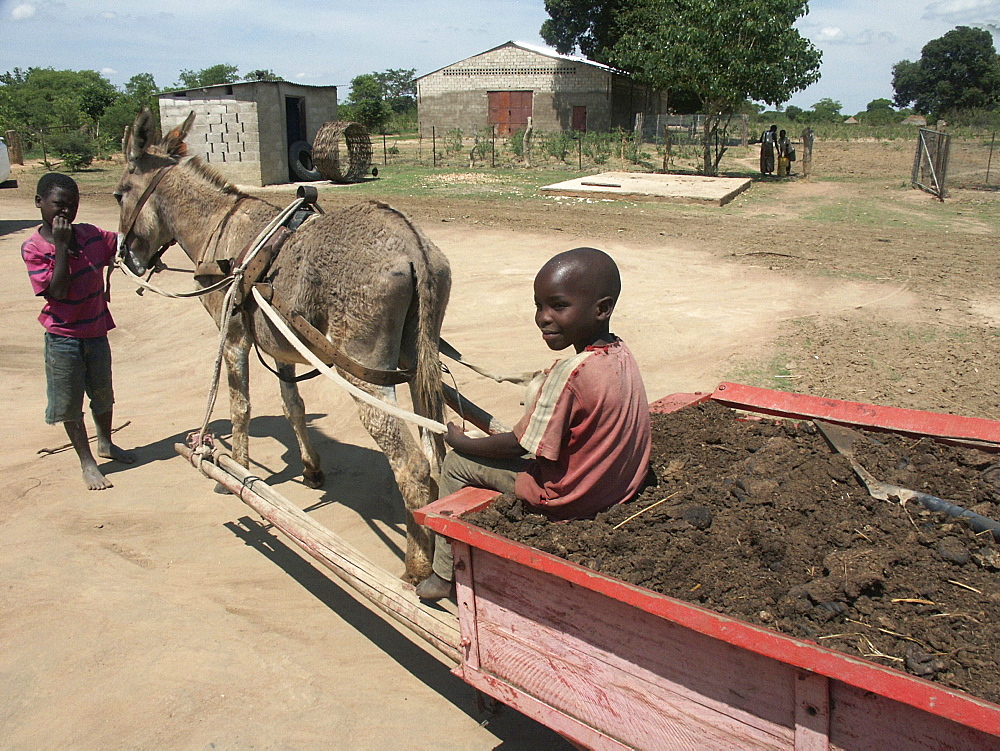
417,43,664,136
159,82,337,186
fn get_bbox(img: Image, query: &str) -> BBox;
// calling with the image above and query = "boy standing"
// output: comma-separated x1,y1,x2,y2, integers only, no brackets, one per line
416,247,651,600
22,173,134,490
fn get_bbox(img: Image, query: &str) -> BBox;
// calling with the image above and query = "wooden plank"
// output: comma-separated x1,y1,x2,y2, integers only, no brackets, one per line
461,668,632,750
827,680,1000,751
175,444,461,663
420,495,1000,736
710,382,1000,448
470,549,793,749
794,671,829,750
452,540,479,672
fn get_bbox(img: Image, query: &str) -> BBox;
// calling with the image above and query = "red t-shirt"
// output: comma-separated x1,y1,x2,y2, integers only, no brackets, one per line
22,224,117,338
513,339,651,520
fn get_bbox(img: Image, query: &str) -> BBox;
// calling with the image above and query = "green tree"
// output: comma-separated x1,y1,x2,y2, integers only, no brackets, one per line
785,105,804,122
175,64,240,89
0,67,117,135
100,73,160,151
809,98,843,122
373,68,417,112
345,74,391,132
857,97,898,125
892,26,1000,118
541,0,821,175
244,69,281,82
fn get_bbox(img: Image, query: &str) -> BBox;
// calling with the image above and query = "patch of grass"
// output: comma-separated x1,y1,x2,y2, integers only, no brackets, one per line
723,354,797,392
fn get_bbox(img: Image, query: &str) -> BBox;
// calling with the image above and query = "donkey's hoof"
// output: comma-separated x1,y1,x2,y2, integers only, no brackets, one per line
303,470,325,489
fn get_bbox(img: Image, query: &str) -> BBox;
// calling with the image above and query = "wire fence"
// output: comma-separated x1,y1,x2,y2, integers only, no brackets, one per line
944,131,998,190
368,116,751,172
911,129,998,198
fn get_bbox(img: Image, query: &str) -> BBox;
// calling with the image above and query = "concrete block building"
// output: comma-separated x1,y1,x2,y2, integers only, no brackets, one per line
158,81,338,186
416,41,667,137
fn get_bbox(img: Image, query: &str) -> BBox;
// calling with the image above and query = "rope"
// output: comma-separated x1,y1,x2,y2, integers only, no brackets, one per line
117,260,235,297
251,286,447,434
194,272,243,446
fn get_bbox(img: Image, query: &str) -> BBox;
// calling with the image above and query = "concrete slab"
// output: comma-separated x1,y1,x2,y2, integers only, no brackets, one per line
540,171,752,206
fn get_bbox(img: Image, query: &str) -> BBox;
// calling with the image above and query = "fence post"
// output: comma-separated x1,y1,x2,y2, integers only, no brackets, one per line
662,123,671,173
491,125,496,168
523,117,533,168
986,133,996,186
801,127,814,178
5,130,23,164
432,126,437,168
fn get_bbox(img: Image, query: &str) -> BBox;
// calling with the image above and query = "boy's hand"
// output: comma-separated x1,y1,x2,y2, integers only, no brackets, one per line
445,421,471,450
52,216,74,251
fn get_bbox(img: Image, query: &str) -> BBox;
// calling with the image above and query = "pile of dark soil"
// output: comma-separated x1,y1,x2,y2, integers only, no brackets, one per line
468,401,1000,704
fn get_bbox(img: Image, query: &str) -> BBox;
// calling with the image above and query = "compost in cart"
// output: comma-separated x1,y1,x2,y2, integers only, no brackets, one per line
468,400,1000,704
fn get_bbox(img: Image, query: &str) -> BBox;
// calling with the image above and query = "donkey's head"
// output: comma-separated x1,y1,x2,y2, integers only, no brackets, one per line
115,107,194,275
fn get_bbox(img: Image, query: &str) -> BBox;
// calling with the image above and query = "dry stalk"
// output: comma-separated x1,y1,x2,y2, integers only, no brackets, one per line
854,528,873,542
930,612,983,624
612,491,680,530
947,579,983,594
859,636,903,663
891,598,937,606
818,632,865,640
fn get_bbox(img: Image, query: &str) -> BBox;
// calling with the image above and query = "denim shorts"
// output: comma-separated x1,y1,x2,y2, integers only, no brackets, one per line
44,333,114,424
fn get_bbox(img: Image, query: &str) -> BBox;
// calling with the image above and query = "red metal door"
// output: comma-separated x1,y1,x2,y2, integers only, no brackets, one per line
572,106,587,132
488,91,533,136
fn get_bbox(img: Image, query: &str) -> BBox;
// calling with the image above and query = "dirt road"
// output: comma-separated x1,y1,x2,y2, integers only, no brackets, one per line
0,140,996,748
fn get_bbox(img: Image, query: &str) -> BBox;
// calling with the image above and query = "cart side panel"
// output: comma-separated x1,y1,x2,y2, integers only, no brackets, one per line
469,547,795,750
827,681,1000,751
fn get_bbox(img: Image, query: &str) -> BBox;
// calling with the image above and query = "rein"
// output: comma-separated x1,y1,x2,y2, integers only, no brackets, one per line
120,163,175,249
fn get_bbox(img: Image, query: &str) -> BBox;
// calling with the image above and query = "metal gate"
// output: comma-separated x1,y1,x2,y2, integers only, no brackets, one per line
911,128,950,199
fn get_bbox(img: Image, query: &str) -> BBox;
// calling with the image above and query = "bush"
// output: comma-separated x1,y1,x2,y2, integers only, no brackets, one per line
444,128,464,154
582,131,614,164
540,130,575,162
49,129,96,171
509,128,525,157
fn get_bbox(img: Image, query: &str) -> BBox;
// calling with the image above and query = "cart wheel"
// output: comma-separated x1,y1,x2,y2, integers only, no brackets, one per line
289,141,320,181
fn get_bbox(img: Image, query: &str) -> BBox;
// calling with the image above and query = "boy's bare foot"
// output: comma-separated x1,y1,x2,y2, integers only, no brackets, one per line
98,444,136,464
415,572,454,601
82,463,113,490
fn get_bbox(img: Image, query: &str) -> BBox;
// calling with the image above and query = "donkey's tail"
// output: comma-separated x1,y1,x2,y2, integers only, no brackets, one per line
403,218,451,470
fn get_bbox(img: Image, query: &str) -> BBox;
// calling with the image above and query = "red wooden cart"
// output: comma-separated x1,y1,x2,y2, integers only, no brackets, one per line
414,383,1000,750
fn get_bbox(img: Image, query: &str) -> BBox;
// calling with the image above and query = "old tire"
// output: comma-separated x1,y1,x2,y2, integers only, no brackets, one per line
289,141,320,181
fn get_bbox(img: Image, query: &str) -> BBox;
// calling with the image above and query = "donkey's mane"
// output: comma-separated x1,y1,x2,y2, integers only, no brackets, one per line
183,154,247,197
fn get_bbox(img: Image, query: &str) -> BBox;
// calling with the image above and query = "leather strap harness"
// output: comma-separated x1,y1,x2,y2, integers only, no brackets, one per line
126,172,415,387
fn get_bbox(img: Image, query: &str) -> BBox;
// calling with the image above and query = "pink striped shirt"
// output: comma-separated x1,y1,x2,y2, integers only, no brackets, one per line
22,224,117,338
513,339,651,520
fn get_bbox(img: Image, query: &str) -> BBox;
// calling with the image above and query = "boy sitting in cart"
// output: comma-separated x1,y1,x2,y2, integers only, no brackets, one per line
416,247,651,600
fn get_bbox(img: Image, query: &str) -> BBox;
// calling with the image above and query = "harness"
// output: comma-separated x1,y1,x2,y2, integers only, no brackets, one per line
118,170,415,387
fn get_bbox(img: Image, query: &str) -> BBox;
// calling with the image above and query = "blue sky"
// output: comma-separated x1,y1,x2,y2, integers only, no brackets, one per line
2,0,999,115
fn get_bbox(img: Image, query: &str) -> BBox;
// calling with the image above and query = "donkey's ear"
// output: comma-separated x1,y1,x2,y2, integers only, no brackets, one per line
128,107,157,162
161,110,195,159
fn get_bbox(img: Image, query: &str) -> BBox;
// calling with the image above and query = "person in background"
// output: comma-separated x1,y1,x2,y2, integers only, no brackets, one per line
759,124,778,175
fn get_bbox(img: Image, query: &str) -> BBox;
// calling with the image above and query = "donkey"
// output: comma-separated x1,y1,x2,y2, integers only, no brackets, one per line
116,109,451,582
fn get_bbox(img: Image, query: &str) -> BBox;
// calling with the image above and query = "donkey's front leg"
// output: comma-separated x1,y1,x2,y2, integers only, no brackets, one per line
276,363,324,488
223,333,252,471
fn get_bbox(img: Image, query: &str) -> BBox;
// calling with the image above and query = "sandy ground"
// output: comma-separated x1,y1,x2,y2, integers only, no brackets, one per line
0,139,995,749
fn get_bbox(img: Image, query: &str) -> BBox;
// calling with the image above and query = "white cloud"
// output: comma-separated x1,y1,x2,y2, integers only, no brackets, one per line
815,26,848,42
11,3,36,20
100,11,117,20
924,0,1000,24
101,67,117,75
